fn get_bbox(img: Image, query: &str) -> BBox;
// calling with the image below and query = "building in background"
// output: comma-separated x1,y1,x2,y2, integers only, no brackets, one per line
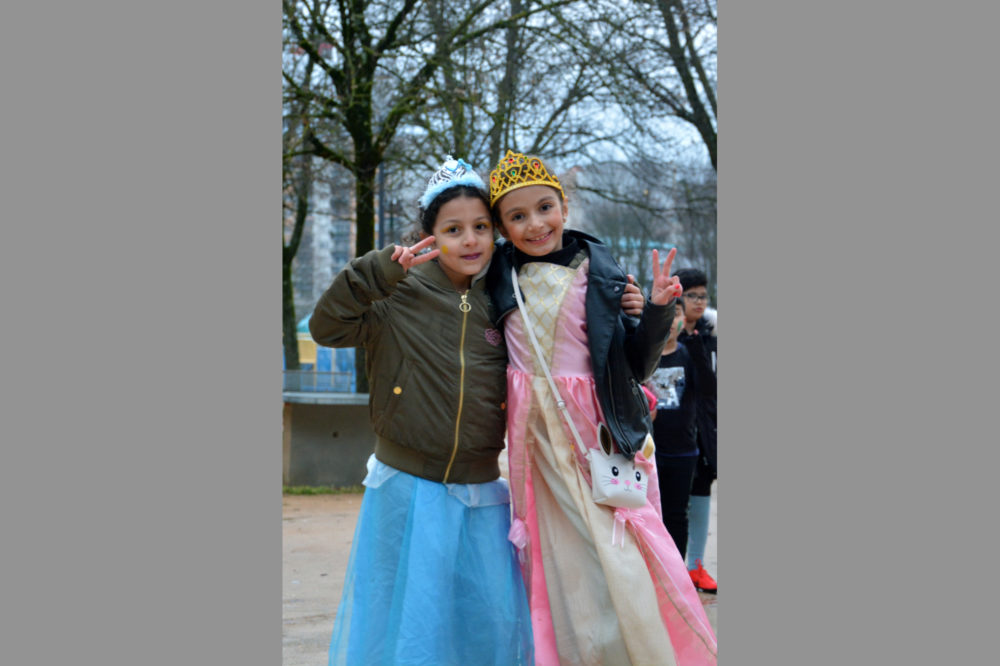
291,160,356,319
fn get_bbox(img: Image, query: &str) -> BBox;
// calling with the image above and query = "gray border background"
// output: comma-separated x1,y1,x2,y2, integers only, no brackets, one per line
3,1,996,664
3,1,280,664
723,1,996,663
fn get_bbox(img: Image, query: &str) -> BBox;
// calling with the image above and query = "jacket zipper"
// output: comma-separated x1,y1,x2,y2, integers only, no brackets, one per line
442,290,471,482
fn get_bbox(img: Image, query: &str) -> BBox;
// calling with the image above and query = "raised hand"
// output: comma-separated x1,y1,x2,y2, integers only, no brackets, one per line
622,275,645,316
650,248,683,305
391,235,441,271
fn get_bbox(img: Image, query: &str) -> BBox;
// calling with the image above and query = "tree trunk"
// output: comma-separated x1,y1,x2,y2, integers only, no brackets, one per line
352,159,378,393
282,254,300,371
488,0,523,167
282,155,312,372
659,0,716,170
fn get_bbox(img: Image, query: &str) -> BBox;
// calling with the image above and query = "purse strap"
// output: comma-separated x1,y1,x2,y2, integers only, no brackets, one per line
511,266,588,454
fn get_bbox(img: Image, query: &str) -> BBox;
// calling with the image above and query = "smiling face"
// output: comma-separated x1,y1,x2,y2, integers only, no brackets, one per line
427,194,495,290
494,185,567,256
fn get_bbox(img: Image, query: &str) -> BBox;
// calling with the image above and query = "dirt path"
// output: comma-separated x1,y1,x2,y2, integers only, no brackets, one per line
282,494,362,666
283,488,717,664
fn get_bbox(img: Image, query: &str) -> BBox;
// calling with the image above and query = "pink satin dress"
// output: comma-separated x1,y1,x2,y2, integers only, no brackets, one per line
504,259,718,665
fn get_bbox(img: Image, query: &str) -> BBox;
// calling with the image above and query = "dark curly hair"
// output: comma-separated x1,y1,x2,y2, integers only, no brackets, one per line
418,185,491,235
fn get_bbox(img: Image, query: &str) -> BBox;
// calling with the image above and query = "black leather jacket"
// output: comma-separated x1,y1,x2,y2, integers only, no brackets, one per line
678,315,717,472
486,230,674,459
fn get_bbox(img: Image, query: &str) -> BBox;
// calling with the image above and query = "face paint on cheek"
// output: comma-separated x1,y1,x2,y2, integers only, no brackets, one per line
440,245,448,254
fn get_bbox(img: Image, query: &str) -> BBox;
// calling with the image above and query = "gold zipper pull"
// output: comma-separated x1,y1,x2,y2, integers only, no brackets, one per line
459,290,471,312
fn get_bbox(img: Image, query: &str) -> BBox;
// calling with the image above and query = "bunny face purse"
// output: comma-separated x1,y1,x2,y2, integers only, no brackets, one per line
587,423,650,509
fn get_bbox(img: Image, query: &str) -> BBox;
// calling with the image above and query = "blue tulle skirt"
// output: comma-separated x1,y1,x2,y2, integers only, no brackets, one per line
329,456,533,666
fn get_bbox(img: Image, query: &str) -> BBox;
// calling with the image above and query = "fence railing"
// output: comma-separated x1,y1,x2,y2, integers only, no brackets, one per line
283,370,354,393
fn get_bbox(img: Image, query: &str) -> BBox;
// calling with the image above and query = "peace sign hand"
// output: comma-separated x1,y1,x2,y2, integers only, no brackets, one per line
391,236,440,272
650,247,683,305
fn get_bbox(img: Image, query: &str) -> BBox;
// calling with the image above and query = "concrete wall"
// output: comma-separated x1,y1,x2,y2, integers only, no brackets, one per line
283,395,376,487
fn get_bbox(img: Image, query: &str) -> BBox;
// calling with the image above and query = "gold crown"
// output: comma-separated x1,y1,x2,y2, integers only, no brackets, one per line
488,150,564,207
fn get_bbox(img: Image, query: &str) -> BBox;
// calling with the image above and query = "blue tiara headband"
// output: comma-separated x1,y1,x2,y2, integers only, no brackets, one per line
418,156,487,209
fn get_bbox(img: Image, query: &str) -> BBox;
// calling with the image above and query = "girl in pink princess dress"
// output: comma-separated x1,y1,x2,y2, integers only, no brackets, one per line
485,150,718,666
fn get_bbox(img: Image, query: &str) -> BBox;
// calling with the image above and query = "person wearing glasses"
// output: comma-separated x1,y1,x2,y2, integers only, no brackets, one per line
648,295,717,574
673,268,718,593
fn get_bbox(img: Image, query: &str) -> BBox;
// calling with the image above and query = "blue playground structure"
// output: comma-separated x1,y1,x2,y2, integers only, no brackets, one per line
283,313,356,392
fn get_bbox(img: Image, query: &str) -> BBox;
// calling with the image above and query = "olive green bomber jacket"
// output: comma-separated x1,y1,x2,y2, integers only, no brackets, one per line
309,246,508,484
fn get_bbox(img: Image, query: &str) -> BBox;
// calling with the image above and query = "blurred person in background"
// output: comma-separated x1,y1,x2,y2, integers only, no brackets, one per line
648,296,716,566
673,267,718,593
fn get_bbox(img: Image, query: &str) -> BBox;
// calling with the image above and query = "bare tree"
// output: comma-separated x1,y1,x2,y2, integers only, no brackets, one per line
570,157,715,298
283,0,719,385
552,0,717,170
654,0,717,169
405,0,637,184
282,52,318,371
283,0,578,255
283,0,579,389
570,157,674,283
670,163,717,299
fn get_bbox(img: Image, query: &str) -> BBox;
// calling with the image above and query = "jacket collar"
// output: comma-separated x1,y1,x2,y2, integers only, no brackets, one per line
486,229,618,324
412,256,489,293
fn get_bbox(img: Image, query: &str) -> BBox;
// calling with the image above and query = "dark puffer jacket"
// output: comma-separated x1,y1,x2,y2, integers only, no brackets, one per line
678,314,717,472
486,230,673,459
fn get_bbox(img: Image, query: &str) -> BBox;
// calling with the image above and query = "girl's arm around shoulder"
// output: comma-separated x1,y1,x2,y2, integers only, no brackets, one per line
309,246,408,348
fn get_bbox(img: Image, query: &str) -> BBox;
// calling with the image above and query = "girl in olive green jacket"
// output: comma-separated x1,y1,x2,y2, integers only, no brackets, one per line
310,157,533,665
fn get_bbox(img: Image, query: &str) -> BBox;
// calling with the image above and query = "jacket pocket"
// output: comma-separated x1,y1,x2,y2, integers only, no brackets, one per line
372,360,412,426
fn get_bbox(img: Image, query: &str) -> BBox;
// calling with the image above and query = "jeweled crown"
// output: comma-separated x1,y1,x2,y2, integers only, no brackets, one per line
488,150,564,207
